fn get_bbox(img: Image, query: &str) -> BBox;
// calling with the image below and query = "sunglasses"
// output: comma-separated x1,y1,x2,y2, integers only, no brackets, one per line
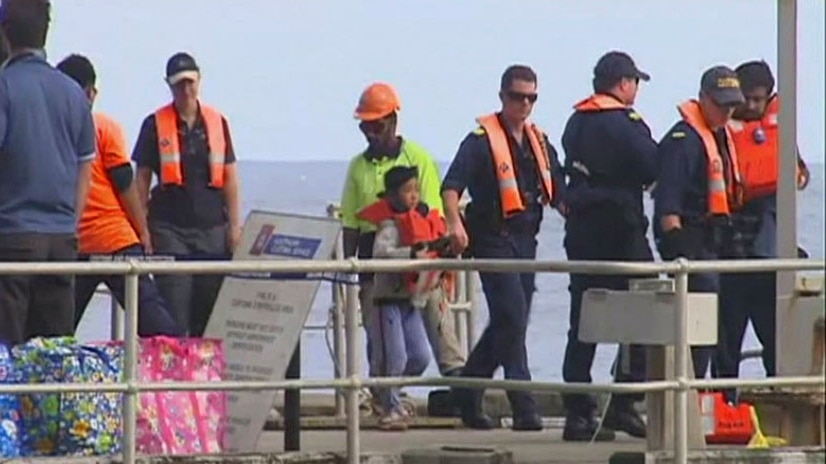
505,91,538,104
359,118,391,135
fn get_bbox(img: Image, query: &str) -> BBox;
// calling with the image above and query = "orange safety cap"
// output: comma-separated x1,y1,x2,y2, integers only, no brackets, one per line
354,82,401,121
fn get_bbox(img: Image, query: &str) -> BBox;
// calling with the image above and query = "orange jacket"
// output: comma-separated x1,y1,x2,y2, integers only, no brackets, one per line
677,100,742,215
476,113,554,218
573,94,626,112
728,97,783,202
78,113,140,254
358,198,453,300
154,103,227,188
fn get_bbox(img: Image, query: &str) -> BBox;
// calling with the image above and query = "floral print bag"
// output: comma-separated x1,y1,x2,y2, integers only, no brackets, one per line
11,337,123,457
135,336,227,455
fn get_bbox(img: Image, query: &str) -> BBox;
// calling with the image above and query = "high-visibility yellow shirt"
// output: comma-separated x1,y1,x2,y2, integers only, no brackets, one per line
340,138,443,232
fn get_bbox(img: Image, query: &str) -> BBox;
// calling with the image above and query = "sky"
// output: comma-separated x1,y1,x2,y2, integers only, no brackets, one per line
46,0,825,163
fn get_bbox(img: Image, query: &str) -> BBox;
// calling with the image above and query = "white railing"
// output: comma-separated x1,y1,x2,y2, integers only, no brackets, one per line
1,257,824,464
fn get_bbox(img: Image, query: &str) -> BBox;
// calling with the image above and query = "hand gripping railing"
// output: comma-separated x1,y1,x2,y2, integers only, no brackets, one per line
0,257,823,464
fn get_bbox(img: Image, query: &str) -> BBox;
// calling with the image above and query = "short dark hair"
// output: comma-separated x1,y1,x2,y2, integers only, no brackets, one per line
734,60,775,94
592,75,619,94
0,0,51,50
500,65,537,91
57,54,97,90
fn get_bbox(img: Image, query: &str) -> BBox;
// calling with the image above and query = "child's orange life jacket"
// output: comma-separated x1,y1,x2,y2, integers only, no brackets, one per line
357,199,454,304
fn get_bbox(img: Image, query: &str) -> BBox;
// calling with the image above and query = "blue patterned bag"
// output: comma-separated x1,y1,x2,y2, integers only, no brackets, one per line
0,344,20,458
12,337,124,457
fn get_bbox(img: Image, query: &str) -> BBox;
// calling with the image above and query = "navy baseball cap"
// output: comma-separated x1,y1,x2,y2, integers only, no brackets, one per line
700,65,745,107
594,51,650,82
165,52,200,85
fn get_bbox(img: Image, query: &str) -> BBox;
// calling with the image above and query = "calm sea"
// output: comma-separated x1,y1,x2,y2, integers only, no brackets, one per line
76,160,825,385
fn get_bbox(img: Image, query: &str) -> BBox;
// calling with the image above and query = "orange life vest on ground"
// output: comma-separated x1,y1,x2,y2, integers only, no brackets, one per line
573,94,626,112
728,97,780,202
154,103,227,188
476,114,554,218
358,199,453,300
677,100,742,215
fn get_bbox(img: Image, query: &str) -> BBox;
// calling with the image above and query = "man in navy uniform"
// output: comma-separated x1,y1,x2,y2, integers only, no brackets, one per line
441,64,565,431
559,51,658,441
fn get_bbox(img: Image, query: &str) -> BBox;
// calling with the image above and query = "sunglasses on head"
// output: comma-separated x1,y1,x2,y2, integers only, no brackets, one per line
505,91,538,104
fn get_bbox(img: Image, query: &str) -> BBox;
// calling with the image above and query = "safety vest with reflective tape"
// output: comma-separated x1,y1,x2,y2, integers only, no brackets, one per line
677,100,742,215
475,113,554,219
154,103,227,188
727,97,781,202
573,94,626,112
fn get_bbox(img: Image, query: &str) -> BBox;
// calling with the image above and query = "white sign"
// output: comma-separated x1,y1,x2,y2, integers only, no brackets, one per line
203,210,341,452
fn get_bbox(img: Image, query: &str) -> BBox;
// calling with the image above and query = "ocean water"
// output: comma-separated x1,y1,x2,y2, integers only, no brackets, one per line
76,160,825,385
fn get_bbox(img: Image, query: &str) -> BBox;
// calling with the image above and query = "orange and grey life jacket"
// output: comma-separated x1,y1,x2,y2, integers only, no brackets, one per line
154,103,227,188
727,96,787,202
475,114,554,218
572,94,626,112
677,100,742,215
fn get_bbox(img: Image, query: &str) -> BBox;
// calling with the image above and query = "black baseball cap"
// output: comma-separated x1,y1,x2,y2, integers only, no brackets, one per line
700,65,745,107
594,51,651,82
165,52,200,85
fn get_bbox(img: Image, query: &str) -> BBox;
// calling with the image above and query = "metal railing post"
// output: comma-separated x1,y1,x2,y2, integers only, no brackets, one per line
122,268,140,464
674,259,690,464
333,234,346,417
344,261,361,464
466,271,479,353
110,292,124,341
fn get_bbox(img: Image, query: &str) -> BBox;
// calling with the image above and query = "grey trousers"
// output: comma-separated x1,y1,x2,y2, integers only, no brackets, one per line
149,221,228,336
360,280,466,375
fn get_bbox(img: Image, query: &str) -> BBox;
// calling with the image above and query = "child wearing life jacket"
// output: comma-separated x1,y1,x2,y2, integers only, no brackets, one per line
357,165,454,431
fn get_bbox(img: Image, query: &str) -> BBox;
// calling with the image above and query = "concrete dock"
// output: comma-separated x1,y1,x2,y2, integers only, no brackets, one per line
257,429,643,463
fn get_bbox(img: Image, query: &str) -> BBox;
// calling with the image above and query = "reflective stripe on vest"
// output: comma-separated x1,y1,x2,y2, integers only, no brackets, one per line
154,103,227,188
573,94,626,112
475,113,554,218
677,100,741,215
728,97,782,202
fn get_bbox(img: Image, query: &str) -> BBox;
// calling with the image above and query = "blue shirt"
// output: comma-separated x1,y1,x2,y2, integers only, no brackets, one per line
561,101,658,216
442,116,565,234
0,51,96,234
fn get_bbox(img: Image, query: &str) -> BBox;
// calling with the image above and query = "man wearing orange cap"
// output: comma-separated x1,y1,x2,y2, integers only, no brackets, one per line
340,82,466,413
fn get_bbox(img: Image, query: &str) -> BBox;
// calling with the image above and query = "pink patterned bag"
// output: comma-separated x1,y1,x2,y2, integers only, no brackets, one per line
135,337,227,455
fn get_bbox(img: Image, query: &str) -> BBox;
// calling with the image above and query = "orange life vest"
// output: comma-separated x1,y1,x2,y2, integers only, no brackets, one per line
154,103,227,188
728,97,781,202
357,199,453,299
476,114,554,219
677,100,742,215
573,94,626,112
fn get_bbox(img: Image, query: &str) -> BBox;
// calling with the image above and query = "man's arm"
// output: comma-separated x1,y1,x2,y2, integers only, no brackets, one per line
542,134,567,215
339,159,361,258
74,107,97,220
131,116,158,211
654,127,692,233
614,110,659,187
221,118,242,252
100,117,151,250
441,133,479,251
796,148,810,190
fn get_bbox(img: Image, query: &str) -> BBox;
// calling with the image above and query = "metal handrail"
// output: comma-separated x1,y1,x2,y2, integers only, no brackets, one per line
5,257,824,464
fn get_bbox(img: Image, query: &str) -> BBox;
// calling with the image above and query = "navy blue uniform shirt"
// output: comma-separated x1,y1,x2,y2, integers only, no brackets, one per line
561,98,657,214
0,51,96,234
442,116,564,232
653,121,734,236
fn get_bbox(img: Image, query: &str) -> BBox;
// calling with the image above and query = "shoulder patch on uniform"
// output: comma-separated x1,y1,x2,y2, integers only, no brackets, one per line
671,131,686,139
472,127,486,136
628,111,643,121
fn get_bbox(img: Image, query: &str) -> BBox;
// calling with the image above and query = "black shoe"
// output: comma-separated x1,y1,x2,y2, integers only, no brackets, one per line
562,414,615,442
602,408,646,439
453,387,495,430
512,413,543,431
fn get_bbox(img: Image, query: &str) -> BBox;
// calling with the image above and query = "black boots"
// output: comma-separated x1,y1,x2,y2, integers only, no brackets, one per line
562,402,646,441
453,388,495,430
